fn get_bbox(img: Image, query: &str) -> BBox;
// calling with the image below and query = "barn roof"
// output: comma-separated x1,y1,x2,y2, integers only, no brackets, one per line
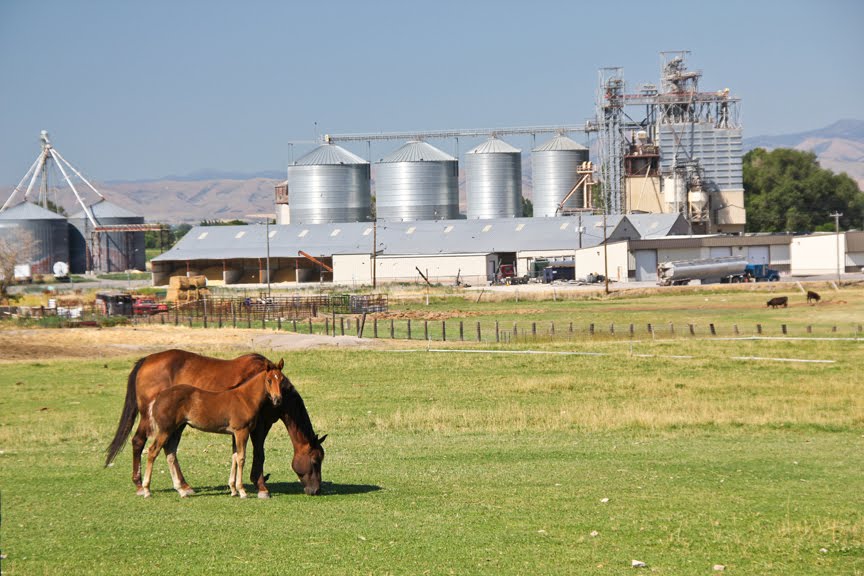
152,214,679,262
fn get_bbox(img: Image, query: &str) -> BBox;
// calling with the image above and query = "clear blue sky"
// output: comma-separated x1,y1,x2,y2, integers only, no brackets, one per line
1,0,862,184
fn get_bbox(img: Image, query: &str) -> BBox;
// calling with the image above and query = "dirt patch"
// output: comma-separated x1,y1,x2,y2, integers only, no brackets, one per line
0,325,380,362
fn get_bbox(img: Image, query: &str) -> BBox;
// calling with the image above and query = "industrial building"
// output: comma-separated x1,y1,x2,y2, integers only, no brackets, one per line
151,214,688,287
574,231,864,283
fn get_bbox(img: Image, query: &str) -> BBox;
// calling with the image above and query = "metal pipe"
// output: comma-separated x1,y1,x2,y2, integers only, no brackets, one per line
49,150,98,228
1,154,41,212
50,148,105,199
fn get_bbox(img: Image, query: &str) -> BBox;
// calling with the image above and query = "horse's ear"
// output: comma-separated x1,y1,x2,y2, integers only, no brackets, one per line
277,358,284,370
317,434,327,445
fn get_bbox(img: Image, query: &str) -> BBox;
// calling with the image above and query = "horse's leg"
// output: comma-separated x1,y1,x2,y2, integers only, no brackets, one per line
164,425,194,497
141,433,167,498
228,436,239,497
233,430,249,499
131,419,150,495
249,418,274,499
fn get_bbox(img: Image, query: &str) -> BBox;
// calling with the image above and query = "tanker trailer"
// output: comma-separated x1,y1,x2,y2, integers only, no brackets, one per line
657,256,747,286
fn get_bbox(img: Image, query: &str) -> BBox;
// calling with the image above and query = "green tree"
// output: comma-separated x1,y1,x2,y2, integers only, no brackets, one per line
744,148,864,232
522,197,533,217
200,219,249,226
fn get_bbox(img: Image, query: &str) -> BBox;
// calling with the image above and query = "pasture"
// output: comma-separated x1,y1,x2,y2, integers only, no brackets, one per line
0,286,863,575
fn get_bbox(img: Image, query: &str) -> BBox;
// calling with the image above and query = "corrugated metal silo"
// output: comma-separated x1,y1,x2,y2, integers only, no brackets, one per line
69,200,145,273
531,135,589,217
465,137,522,219
375,141,459,221
287,143,371,224
0,202,69,275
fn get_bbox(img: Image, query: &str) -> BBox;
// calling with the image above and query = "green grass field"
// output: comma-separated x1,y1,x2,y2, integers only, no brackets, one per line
1,289,863,574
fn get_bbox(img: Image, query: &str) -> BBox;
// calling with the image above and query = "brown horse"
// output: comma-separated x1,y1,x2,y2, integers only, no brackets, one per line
142,367,283,498
105,349,326,497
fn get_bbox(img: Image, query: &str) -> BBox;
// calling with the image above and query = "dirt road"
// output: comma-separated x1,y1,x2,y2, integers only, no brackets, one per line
0,325,380,362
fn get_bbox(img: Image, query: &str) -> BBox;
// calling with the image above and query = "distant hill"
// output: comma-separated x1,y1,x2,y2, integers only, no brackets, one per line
744,119,864,190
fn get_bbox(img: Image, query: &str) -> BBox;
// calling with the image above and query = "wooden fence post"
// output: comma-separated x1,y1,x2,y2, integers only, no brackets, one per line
325,318,330,336
408,319,412,339
340,317,344,336
781,324,787,335
390,319,395,339
309,318,313,334
756,323,762,335
589,323,595,336
442,321,446,341
688,323,695,336
610,323,615,335
532,322,536,337
709,323,716,336
459,320,464,341
550,321,555,336
629,323,634,337
495,320,499,343
733,324,739,335
806,325,812,334
424,321,428,340
374,318,378,338
476,321,481,342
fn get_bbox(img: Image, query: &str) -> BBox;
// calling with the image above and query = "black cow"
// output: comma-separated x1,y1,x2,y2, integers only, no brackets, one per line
767,296,788,308
807,290,821,304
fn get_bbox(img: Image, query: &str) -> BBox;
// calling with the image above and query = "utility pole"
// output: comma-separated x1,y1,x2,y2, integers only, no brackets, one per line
372,218,377,289
603,211,610,295
831,211,843,282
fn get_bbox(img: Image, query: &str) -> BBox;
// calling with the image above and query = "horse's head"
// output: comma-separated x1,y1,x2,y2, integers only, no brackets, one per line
262,359,285,407
293,434,326,495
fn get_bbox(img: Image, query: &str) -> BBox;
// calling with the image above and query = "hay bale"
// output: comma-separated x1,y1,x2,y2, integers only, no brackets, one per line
189,275,207,289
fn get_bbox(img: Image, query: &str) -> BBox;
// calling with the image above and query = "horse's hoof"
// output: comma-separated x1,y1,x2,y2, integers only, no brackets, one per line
239,492,248,499
257,491,270,500
136,488,147,496
179,488,194,498
143,491,152,498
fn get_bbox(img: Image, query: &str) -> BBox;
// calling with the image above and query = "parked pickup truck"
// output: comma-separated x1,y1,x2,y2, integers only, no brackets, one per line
132,298,169,315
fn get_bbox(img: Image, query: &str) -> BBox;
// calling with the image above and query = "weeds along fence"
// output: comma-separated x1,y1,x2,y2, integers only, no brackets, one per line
126,312,864,342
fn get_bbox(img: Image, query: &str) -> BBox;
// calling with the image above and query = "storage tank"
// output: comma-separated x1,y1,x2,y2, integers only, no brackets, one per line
657,256,747,286
68,199,145,273
287,143,371,224
531,135,589,217
375,140,459,221
465,137,522,219
0,201,69,275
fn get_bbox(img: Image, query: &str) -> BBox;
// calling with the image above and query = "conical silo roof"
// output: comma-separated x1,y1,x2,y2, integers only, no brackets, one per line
70,199,140,220
467,137,521,154
380,141,456,163
0,201,65,220
532,134,588,152
293,143,367,166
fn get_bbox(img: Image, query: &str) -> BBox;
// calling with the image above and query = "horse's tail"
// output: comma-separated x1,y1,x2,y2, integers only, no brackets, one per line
105,357,146,467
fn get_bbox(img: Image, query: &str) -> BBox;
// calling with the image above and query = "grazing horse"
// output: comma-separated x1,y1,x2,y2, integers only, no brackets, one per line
142,367,283,498
807,290,821,304
105,350,326,497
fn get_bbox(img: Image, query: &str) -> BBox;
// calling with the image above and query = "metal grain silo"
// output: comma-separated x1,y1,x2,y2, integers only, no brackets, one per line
375,141,459,221
287,143,371,224
69,200,145,273
0,202,69,275
465,137,522,219
531,135,589,217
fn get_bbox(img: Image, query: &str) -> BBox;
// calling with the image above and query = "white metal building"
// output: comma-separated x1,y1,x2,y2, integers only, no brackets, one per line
151,214,688,286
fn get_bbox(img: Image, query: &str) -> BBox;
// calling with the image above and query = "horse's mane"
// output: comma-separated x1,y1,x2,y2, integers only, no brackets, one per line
225,355,276,390
283,384,318,445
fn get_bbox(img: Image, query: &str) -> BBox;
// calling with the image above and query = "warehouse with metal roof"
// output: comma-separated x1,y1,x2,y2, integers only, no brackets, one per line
151,214,689,286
